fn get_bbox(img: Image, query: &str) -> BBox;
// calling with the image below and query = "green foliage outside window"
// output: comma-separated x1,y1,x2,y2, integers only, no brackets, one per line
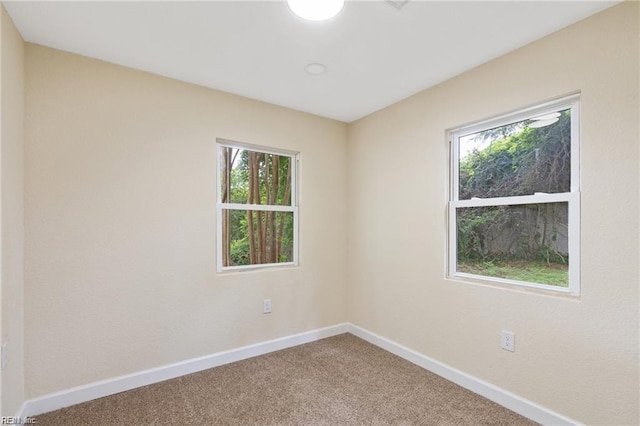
220,147,295,267
456,110,571,286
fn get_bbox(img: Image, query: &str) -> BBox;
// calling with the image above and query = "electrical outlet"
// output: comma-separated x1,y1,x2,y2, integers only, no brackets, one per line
263,299,272,314
501,331,515,352
1,343,8,370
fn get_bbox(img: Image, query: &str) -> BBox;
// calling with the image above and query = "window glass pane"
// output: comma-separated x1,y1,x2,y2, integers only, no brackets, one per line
456,202,568,287
220,147,292,206
221,209,294,267
459,109,571,199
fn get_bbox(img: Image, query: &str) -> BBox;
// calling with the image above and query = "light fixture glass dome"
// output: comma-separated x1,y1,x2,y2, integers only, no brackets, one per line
287,0,345,21
305,63,328,75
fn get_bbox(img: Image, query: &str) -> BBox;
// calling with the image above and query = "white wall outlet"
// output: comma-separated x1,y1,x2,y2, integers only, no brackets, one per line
1,343,8,369
263,299,272,314
501,331,515,352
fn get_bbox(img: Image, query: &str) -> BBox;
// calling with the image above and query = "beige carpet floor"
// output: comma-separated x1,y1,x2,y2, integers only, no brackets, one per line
34,333,537,425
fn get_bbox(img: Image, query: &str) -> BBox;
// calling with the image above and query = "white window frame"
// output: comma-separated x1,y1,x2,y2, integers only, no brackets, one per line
216,139,299,272
448,94,580,295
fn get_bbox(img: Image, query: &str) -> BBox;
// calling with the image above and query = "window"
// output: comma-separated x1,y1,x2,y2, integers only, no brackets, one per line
217,140,298,271
448,95,580,294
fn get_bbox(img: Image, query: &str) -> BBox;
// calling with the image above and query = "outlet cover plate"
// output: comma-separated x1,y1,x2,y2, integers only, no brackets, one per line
501,331,515,352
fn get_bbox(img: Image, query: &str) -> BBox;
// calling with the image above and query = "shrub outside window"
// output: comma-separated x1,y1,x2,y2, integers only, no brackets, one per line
217,140,298,271
448,95,580,294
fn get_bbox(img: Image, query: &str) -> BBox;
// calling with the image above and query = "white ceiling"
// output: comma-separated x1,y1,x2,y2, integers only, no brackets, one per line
4,0,619,123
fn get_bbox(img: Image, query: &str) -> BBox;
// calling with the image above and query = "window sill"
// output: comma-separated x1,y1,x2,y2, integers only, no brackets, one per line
447,272,580,298
217,262,298,274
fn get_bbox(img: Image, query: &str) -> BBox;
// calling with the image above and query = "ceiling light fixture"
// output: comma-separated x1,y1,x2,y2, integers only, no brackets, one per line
287,0,345,21
386,0,411,9
304,63,327,75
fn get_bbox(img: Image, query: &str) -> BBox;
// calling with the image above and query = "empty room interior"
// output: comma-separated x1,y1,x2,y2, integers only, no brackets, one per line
1,0,639,424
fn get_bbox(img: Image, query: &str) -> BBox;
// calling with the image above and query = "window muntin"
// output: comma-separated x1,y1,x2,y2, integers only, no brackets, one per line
217,140,298,271
449,95,580,294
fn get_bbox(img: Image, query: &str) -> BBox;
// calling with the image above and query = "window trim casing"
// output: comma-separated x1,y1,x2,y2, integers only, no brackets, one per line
447,94,580,295
216,139,299,272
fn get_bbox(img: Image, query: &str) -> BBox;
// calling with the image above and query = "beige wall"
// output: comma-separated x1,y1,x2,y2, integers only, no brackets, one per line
348,2,638,425
1,5,25,417
24,44,348,397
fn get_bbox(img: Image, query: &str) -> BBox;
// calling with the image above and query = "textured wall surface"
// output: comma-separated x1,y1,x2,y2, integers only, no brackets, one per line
17,2,640,424
1,4,25,417
347,3,638,424
24,44,348,398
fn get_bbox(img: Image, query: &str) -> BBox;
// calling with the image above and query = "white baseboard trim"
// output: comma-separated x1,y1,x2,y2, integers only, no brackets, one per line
20,322,580,425
347,324,582,426
22,323,349,418
14,401,28,422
